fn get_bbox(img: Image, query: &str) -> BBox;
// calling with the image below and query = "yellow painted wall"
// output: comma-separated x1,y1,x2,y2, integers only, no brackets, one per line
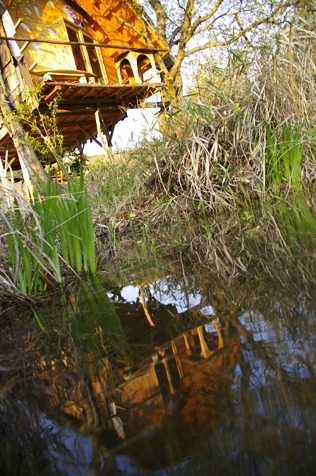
5,0,120,81
4,0,166,83
6,0,75,70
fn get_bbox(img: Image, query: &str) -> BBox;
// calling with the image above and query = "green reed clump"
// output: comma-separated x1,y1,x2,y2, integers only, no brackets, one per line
265,120,308,193
3,188,62,296
2,170,96,296
34,169,97,275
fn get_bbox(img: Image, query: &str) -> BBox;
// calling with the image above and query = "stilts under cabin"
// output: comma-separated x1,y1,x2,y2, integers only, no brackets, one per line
0,0,168,180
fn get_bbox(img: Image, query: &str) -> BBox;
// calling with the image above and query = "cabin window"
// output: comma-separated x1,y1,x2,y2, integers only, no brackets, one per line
83,35,102,80
66,23,106,83
120,59,136,84
137,55,149,82
66,25,86,72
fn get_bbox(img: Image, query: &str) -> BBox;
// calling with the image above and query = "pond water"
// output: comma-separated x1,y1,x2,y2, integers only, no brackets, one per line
1,253,316,475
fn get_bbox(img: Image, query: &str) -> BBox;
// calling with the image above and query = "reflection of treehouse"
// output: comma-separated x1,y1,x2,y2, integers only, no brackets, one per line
29,294,238,472
184,321,224,359
35,318,233,431
117,319,229,416
28,274,238,469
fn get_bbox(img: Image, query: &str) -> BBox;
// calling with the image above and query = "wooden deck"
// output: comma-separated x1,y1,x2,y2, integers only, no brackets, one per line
0,82,163,169
40,82,161,103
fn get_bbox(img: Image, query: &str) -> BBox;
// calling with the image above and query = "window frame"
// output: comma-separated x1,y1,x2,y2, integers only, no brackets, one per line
65,20,108,83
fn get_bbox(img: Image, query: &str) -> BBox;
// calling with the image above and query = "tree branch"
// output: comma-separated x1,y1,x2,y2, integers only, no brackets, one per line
183,3,295,58
177,0,195,55
169,26,181,48
120,1,170,76
189,0,225,39
148,0,168,45
118,0,143,38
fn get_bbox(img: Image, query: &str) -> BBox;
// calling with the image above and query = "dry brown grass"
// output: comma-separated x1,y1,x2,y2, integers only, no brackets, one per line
137,19,316,211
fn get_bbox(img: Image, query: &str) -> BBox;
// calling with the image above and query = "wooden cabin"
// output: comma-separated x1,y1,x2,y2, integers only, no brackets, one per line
0,0,168,173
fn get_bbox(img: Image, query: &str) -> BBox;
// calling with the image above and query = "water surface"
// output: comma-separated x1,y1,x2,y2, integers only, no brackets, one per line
1,254,316,475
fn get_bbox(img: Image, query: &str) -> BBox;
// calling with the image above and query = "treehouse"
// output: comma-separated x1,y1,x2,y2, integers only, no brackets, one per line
0,0,168,172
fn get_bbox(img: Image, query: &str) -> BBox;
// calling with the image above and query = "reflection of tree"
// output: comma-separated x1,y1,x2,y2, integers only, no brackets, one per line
0,358,67,476
198,282,316,475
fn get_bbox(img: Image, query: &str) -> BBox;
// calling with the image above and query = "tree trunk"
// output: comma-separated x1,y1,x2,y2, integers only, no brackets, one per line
0,76,48,187
0,24,48,189
0,77,48,188
159,70,183,134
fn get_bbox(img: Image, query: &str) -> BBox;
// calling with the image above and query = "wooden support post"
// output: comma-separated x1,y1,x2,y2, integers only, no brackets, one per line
102,122,112,147
77,140,87,171
95,109,108,154
109,121,118,145
100,113,113,147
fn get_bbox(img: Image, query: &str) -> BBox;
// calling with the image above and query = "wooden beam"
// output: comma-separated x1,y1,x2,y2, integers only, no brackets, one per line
66,96,138,106
60,136,90,143
48,106,124,115
14,18,23,30
107,113,127,127
43,85,62,102
77,125,102,148
0,36,168,53
20,41,30,54
56,117,125,128
39,109,122,117
39,82,161,90
66,88,79,100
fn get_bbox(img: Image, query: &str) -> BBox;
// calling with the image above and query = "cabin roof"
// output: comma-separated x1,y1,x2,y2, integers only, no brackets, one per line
72,0,166,53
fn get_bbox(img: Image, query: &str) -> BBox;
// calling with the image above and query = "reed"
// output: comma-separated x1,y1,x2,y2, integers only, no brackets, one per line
2,185,62,296
1,168,97,298
33,168,97,275
133,18,316,211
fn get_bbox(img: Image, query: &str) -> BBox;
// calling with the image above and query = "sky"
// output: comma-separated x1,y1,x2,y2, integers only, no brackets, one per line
83,106,160,156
